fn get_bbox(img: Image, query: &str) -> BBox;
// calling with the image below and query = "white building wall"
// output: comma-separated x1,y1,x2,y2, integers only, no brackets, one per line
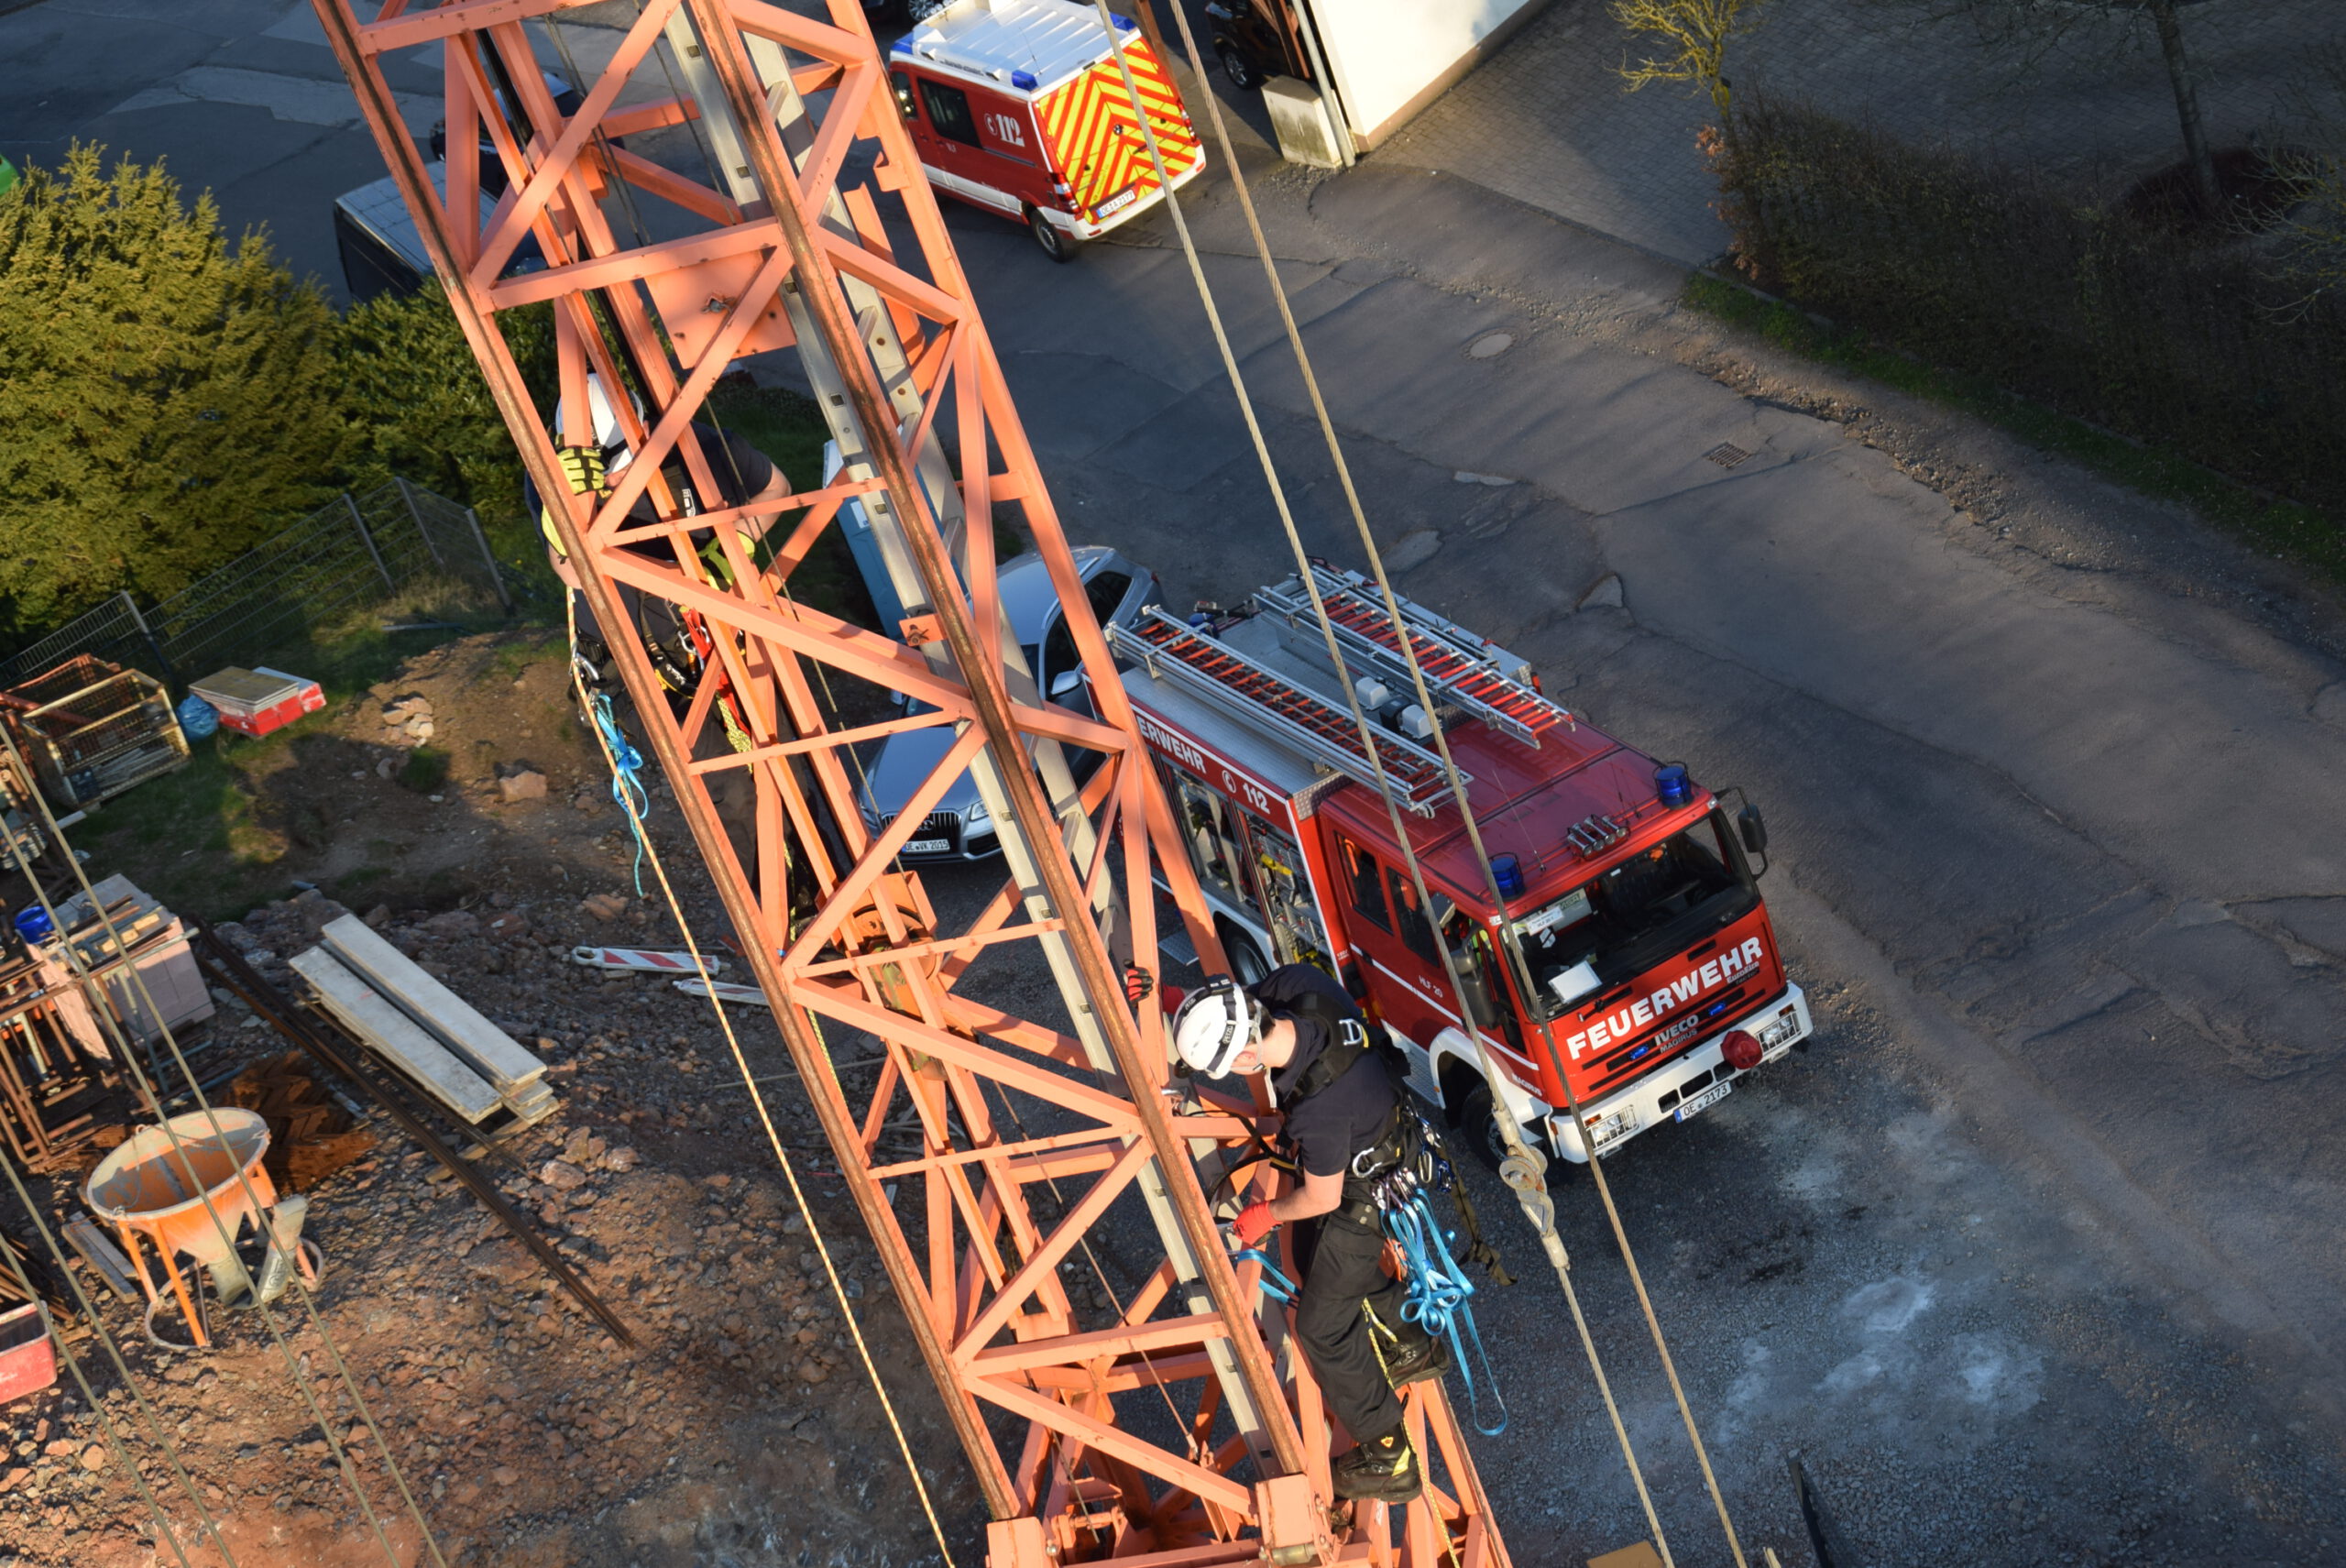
1303,0,1545,145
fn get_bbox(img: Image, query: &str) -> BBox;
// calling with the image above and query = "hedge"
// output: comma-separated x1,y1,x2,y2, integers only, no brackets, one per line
1713,100,2346,514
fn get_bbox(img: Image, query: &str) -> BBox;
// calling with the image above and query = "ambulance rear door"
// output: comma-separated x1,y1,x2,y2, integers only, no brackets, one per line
1033,38,1200,226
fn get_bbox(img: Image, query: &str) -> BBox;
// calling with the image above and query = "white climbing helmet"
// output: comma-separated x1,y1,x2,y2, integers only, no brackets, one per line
1172,977,1263,1079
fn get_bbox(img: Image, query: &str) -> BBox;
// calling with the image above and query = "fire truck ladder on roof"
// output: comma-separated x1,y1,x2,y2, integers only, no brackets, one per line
1258,566,1578,749
1113,608,1457,814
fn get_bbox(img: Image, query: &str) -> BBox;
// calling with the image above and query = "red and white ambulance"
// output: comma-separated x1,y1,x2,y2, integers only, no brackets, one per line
1108,567,1816,1168
885,0,1206,261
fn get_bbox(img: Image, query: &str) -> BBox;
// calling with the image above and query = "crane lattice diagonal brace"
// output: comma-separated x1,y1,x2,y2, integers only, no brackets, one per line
308,0,1517,1563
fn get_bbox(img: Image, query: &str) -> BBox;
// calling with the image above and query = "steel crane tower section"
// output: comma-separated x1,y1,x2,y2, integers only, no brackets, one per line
305,0,1516,1563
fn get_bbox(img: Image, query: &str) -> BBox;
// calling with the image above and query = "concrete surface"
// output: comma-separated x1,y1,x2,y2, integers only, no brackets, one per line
1375,0,2346,263
0,0,436,295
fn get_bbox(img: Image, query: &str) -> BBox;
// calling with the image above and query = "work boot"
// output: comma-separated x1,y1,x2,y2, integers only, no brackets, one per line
1382,1331,1453,1388
1332,1428,1422,1503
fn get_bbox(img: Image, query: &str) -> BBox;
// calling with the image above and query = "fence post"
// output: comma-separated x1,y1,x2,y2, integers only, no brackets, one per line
119,591,180,689
394,476,447,568
343,492,397,592
463,507,515,613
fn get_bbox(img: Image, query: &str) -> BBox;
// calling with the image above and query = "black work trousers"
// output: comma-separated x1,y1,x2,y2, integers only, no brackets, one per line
1292,1205,1421,1445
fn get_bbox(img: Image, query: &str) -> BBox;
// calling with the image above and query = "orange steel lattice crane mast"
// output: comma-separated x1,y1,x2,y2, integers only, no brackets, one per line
309,0,1515,1564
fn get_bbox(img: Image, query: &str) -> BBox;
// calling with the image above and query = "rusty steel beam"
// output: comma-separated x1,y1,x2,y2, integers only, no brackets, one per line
305,2,1511,1565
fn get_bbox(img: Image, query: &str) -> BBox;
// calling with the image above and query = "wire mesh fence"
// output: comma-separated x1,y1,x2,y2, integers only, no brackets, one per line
1716,99,2346,516
0,481,512,691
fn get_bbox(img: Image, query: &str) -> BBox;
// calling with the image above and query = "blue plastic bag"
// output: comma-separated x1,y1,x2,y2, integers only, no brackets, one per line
175,693,220,741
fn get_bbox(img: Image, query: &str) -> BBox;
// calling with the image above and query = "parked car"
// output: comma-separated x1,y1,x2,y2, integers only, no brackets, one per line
428,70,585,197
1203,0,1310,92
333,161,544,302
856,547,1159,861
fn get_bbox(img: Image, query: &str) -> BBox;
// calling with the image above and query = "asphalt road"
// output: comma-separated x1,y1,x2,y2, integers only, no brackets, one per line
0,0,450,299
931,149,2346,1563
8,4,2346,1563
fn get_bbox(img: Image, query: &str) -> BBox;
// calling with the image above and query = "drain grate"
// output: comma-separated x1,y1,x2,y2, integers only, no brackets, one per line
1705,443,1754,468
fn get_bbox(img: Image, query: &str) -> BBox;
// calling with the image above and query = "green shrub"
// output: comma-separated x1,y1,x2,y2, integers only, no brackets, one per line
0,146,346,635
399,745,451,792
334,285,553,525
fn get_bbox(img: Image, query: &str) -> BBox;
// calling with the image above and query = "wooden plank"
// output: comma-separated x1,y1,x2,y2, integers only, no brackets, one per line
60,1214,138,1301
290,948,503,1124
320,915,545,1092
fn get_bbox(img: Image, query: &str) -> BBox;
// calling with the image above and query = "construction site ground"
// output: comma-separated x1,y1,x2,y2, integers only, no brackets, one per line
3,633,988,1568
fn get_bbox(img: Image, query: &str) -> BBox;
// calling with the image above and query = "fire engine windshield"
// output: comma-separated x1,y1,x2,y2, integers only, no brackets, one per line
1510,811,1757,1013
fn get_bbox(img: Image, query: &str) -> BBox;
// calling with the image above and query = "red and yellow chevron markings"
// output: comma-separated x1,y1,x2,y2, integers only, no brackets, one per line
1036,38,1200,219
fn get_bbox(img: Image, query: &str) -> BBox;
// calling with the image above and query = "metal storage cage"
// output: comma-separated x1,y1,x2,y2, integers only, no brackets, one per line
0,656,190,809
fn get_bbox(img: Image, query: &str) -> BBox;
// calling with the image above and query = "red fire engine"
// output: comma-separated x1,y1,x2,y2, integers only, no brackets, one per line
885,0,1204,260
1111,565,1814,1166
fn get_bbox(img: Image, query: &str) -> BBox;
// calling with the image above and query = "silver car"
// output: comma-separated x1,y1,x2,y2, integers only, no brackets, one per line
855,547,1160,862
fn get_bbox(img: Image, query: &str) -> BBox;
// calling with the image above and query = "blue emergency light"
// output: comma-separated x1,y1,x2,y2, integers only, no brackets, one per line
1012,70,1037,89
1111,12,1137,29
1654,762,1693,807
1492,853,1524,900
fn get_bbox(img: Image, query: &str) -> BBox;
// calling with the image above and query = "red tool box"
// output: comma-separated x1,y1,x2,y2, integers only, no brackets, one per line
0,1301,57,1405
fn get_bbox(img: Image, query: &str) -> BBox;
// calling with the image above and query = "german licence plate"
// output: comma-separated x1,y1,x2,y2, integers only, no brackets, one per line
1096,186,1139,218
904,838,950,854
1673,1080,1732,1124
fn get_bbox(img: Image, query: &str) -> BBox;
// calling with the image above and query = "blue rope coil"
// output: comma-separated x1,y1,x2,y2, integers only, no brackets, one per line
591,692,652,897
1386,1191,1508,1436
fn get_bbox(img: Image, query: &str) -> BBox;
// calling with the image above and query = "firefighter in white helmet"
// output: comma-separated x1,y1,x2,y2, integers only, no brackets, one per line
1171,966,1449,1503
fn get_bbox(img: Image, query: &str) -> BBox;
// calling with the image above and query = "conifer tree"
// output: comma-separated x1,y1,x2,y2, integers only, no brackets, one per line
0,146,345,633
334,283,553,527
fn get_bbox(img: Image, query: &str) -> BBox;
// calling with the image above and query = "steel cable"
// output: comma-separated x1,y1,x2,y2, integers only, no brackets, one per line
1078,5,1687,1558
511,38,959,1552
1141,11,1756,1562
565,595,961,1568
0,1157,225,1568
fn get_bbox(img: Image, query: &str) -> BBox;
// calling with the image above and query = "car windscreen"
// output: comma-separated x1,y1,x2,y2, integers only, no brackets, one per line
1510,811,1756,1008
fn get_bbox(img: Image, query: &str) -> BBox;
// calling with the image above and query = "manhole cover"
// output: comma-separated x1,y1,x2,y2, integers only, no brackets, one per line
1467,333,1515,359
1705,443,1753,468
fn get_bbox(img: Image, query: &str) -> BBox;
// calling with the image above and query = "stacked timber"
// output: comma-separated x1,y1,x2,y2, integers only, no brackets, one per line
291,915,554,1133
227,1051,378,1190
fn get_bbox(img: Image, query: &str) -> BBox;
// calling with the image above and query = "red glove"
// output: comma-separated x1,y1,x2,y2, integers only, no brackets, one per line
1124,964,1155,1003
1233,1201,1277,1247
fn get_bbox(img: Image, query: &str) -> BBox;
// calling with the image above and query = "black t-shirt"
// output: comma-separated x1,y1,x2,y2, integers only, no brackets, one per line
1251,965,1398,1180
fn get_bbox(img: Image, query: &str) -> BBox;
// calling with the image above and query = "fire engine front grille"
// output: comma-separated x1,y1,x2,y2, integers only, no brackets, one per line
1584,981,1753,1094
877,810,960,853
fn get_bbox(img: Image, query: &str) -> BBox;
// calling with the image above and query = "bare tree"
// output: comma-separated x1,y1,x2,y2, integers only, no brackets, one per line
2269,42,2346,309
1903,0,2223,211
1610,0,1769,123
